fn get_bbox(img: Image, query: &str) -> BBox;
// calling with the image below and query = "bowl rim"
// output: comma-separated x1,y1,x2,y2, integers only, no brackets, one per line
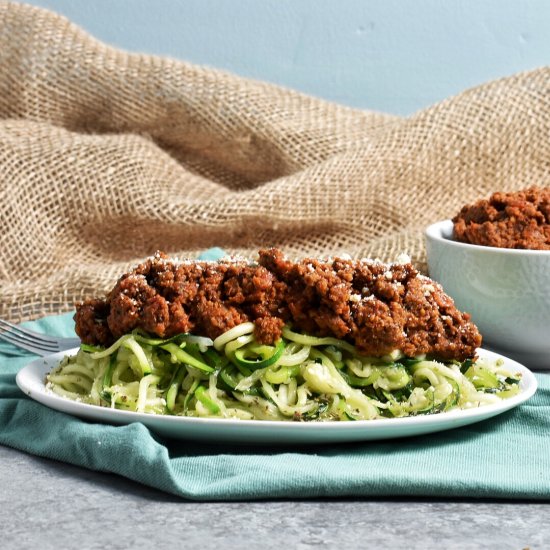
425,219,550,256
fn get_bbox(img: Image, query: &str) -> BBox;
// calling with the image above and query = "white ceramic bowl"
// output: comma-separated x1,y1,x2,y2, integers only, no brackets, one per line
426,220,550,370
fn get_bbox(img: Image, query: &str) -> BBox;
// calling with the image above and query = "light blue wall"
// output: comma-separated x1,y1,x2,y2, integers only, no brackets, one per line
26,0,550,115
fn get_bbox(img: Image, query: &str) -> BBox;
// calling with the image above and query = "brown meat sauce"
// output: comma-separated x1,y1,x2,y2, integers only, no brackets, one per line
75,248,481,361
453,187,550,249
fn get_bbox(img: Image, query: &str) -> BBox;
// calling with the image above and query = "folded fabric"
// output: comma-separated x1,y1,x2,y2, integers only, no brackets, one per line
1,312,549,501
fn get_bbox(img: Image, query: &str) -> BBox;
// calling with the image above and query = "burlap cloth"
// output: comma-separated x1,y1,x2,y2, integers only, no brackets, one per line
1,3,549,322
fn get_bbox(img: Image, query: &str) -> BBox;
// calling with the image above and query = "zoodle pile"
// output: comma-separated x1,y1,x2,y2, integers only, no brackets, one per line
47,323,522,421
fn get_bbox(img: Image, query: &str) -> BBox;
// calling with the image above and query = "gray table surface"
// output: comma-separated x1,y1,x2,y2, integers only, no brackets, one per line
1,444,548,550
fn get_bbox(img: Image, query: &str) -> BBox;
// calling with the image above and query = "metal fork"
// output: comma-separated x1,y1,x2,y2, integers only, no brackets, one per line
0,319,81,356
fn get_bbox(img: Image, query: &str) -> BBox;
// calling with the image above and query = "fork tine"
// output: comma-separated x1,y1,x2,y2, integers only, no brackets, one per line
0,322,60,352
0,329,59,351
0,319,82,356
0,319,62,345
0,332,53,356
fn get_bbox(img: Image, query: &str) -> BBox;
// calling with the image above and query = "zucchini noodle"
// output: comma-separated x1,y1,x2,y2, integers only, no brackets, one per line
46,323,522,421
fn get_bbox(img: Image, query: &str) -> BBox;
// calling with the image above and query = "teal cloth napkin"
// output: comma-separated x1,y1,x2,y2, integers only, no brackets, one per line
1,249,549,500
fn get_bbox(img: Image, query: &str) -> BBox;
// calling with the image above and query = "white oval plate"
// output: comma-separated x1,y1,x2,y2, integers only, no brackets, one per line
16,348,537,445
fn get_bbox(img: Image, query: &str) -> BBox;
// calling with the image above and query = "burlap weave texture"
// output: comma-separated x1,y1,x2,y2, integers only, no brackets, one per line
1,3,549,322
